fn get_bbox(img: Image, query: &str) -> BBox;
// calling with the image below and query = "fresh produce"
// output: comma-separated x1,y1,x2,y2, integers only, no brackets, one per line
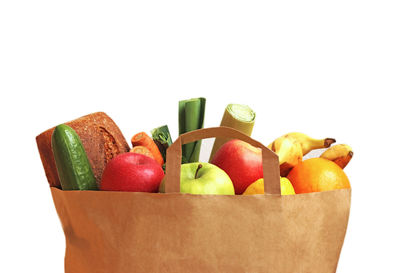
39,103,353,197
159,162,234,195
51,124,98,190
287,158,350,193
243,177,295,195
320,144,353,169
211,139,263,194
151,125,173,162
268,132,336,176
269,137,303,177
100,153,164,192
209,104,256,161
278,133,336,156
130,146,155,160
131,132,164,166
179,97,206,163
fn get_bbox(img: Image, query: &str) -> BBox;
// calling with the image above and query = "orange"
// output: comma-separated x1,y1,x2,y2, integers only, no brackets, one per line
287,158,350,193
243,177,295,195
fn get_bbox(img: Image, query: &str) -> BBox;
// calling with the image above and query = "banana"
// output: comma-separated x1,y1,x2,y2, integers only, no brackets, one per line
268,136,303,176
268,133,336,176
320,144,353,169
283,132,336,155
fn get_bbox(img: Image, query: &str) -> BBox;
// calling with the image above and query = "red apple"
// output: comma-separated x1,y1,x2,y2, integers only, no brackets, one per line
100,153,164,192
211,139,262,194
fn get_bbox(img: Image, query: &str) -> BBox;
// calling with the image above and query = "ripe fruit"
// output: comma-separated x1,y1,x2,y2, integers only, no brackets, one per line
276,132,336,156
159,163,234,195
242,177,295,195
287,158,350,193
270,137,303,177
268,132,336,176
100,153,164,192
211,139,263,194
320,144,353,169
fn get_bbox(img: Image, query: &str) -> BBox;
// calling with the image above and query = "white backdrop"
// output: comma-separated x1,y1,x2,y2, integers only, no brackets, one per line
1,1,399,272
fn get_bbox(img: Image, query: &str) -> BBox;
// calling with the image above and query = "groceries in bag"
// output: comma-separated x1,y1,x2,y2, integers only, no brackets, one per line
36,99,353,195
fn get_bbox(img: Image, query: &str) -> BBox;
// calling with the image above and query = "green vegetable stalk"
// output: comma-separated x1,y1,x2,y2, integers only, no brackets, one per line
179,97,206,163
151,125,172,162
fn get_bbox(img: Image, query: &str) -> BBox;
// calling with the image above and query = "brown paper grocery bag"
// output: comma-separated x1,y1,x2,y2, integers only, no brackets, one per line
50,127,351,273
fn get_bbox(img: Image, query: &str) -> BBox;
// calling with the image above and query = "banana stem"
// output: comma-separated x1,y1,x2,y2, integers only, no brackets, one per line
324,138,336,147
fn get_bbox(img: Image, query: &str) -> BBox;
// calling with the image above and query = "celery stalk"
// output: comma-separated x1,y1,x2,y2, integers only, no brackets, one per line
179,97,206,163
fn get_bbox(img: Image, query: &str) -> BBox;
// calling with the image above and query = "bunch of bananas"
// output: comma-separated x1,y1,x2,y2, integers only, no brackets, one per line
268,133,353,176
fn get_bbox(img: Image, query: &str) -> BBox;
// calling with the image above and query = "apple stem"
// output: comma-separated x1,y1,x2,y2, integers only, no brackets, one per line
195,164,203,179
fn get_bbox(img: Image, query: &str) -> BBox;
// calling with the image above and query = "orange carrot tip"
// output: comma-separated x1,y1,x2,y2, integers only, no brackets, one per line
130,146,155,160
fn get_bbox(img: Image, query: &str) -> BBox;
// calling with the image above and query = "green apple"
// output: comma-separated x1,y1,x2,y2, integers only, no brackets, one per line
159,162,235,195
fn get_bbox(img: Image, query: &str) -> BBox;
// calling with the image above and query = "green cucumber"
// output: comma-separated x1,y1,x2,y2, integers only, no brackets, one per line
51,124,98,190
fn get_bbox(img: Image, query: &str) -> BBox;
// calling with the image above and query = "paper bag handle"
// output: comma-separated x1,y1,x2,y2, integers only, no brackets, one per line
164,127,281,195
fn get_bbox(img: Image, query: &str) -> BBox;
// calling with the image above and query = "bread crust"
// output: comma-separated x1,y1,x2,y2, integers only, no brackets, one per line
36,112,130,188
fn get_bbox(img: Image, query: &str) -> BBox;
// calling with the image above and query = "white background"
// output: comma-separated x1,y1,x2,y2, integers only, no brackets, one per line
1,1,399,272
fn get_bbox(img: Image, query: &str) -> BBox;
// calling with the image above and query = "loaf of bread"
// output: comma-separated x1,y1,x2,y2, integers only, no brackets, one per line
36,112,130,188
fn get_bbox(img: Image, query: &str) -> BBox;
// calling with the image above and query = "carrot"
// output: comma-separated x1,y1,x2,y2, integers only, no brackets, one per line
131,132,164,166
130,146,155,160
